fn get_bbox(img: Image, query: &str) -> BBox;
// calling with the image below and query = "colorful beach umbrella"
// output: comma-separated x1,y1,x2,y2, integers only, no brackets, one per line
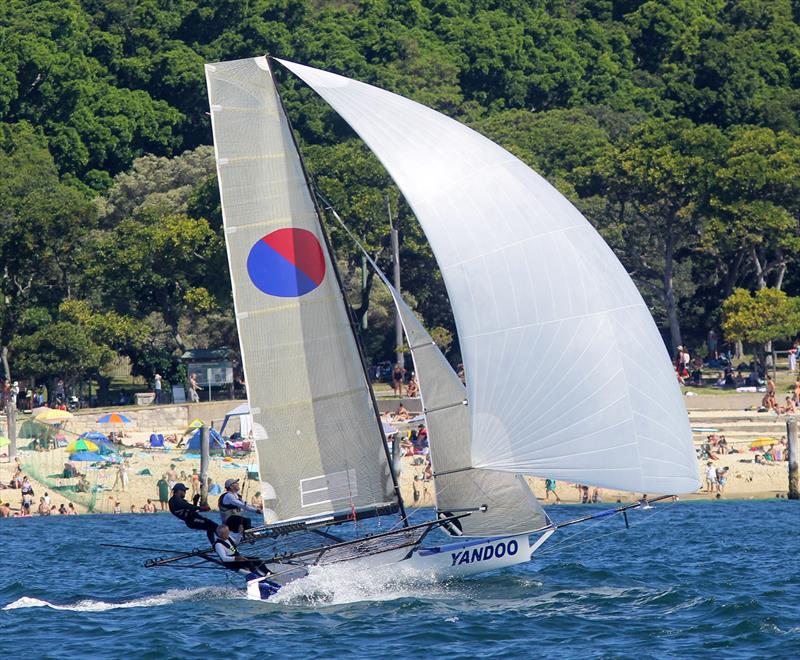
66,438,100,453
750,437,777,448
96,412,132,425
35,408,74,424
69,451,106,462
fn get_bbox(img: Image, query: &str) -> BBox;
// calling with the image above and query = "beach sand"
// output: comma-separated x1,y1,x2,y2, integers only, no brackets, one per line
0,429,792,517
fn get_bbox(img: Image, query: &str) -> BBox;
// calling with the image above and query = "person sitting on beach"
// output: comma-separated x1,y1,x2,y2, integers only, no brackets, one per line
218,478,261,532
406,373,419,398
412,425,429,455
67,503,77,515
0,502,11,517
754,454,765,465
717,435,728,455
392,403,411,421
781,396,796,415
75,475,90,493
169,483,218,545
399,433,414,456
58,503,67,515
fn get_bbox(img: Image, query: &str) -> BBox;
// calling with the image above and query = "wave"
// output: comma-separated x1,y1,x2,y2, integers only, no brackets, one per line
270,561,458,607
3,586,242,612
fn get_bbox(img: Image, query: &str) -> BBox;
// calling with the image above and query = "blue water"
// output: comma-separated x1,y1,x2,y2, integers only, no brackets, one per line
2,501,798,658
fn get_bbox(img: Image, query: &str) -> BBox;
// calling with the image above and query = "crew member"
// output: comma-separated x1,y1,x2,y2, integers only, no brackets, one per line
168,483,217,545
218,478,261,532
214,524,266,575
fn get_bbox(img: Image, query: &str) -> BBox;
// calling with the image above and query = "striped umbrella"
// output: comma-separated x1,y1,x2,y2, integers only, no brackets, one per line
65,438,100,453
96,412,132,425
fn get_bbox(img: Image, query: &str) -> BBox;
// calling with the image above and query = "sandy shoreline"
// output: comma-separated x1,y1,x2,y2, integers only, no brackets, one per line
1,433,792,517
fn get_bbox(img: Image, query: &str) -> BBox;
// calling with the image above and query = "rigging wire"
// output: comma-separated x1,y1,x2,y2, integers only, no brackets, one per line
537,499,677,557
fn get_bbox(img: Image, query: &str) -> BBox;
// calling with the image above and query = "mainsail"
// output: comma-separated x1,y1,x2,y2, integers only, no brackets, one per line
205,57,395,524
278,59,700,496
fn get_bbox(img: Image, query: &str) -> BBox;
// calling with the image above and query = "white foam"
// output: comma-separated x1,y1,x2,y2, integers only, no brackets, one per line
3,586,243,612
270,561,455,607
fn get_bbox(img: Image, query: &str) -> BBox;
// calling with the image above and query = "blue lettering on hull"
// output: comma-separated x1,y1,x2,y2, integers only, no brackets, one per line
450,539,519,566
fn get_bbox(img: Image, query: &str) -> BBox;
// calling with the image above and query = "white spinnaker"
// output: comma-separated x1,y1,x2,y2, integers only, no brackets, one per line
350,232,548,536
278,59,699,495
205,57,394,523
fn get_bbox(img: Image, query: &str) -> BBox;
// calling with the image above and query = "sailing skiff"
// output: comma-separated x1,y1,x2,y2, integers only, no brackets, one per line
138,57,699,600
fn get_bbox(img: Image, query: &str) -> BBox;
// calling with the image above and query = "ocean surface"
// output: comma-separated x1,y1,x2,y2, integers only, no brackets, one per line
2,500,798,658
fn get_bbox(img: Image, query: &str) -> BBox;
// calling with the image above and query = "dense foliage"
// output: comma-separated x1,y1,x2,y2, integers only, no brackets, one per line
1,0,800,395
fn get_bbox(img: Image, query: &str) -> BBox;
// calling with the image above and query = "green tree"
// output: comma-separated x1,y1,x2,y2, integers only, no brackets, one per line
722,287,800,369
599,117,727,352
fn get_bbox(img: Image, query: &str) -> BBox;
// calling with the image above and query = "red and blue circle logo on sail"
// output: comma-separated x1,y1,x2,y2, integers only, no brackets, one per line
247,228,326,297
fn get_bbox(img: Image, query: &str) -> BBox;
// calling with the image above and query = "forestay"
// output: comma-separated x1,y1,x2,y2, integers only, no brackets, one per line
205,57,394,524
278,59,699,495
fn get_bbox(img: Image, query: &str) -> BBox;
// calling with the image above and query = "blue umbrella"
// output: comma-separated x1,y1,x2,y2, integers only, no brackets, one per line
69,451,106,462
80,432,115,453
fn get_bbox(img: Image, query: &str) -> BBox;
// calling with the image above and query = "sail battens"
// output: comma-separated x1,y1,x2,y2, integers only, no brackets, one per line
253,385,373,412
235,292,341,318
439,221,586,272
460,304,645,339
212,105,279,116
424,400,467,415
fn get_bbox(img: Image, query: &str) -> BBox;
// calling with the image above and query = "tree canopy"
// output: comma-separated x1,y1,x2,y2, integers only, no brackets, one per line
2,0,800,393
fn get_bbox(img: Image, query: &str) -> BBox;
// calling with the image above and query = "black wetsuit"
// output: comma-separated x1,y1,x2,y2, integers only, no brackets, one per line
168,494,217,544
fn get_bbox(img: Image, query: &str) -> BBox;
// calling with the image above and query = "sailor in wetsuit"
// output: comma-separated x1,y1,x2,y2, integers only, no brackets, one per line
168,482,218,545
218,478,261,532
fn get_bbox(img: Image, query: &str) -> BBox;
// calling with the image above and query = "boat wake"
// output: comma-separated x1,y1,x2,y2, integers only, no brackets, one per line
270,562,456,607
3,586,242,612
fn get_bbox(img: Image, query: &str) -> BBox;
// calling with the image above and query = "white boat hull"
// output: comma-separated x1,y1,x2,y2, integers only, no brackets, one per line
246,530,554,601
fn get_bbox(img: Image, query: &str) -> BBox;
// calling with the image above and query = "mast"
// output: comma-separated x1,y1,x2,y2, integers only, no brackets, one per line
270,59,408,525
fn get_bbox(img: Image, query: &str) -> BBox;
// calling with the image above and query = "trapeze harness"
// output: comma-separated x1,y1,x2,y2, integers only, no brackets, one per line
218,492,253,531
214,536,267,576
168,495,217,544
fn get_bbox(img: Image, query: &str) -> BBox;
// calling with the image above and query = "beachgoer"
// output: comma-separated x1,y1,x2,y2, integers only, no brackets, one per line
393,403,410,421
189,372,200,403
168,483,217,545
218,478,261,531
544,478,561,503
112,461,129,492
113,501,121,514
191,469,200,498
166,464,179,489
67,503,77,515
0,502,12,517
705,461,716,492
154,373,163,404
789,343,798,372
157,475,170,511
591,487,602,503
715,466,729,494
391,363,404,397
130,504,137,513
58,503,67,515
